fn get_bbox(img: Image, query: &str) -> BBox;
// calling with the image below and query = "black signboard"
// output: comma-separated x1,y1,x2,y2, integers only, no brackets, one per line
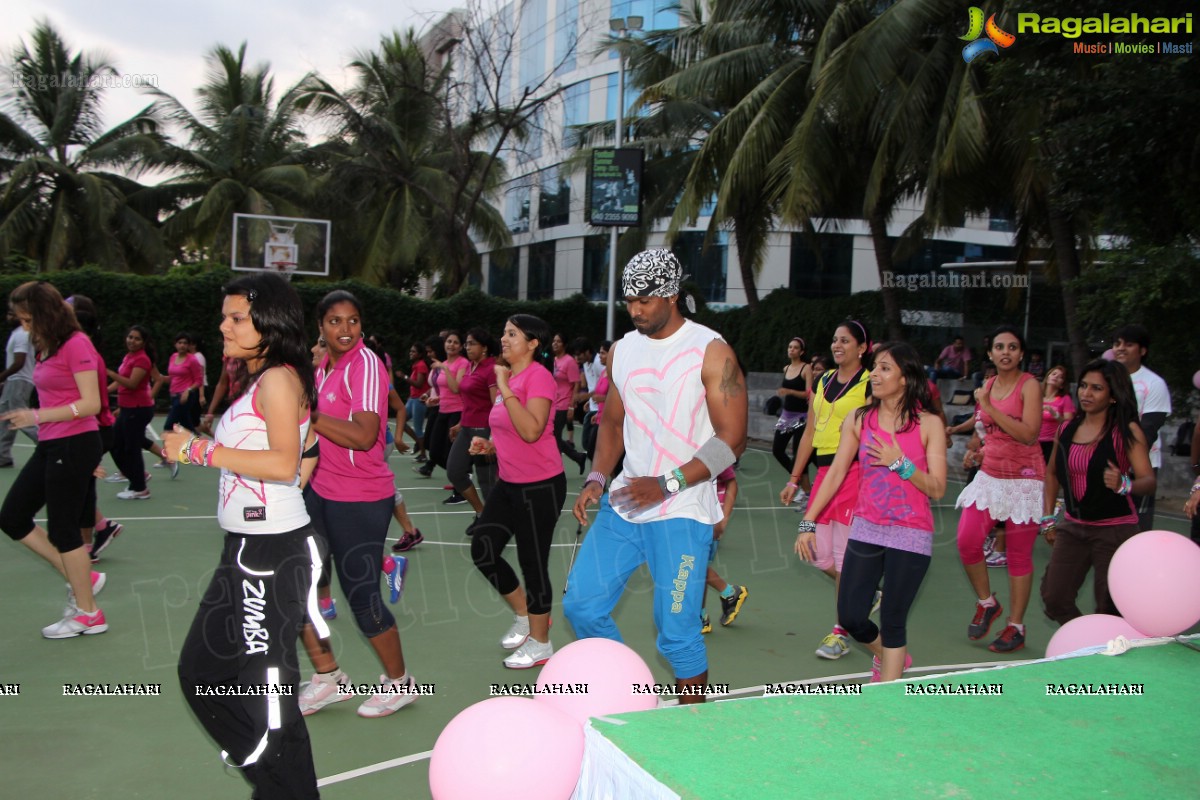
588,148,643,227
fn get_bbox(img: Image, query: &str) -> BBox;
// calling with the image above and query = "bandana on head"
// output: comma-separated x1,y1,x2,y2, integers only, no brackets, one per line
622,249,683,298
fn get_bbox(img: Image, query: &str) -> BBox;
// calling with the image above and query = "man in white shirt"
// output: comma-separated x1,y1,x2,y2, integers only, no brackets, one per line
0,307,38,466
1112,324,1170,531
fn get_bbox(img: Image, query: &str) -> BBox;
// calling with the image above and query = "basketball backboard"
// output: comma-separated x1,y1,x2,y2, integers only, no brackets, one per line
231,213,331,279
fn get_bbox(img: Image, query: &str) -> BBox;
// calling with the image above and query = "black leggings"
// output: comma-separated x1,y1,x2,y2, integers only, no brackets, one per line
424,409,459,473
837,539,930,649
178,527,321,800
553,410,583,462
772,423,805,473
471,473,567,616
113,406,154,491
0,430,102,552
447,425,496,497
165,390,201,433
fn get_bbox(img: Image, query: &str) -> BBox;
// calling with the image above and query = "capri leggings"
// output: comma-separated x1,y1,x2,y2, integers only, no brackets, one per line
446,425,496,497
0,430,101,552
303,487,395,637
470,473,567,616
956,503,1038,577
837,539,931,649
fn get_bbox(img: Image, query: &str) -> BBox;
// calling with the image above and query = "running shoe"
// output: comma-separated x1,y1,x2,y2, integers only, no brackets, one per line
104,472,127,483
319,597,337,620
66,571,107,616
170,460,180,480
815,630,850,660
90,521,123,561
391,529,425,553
442,492,466,505
700,611,712,635
870,652,914,683
116,488,151,500
383,555,408,603
791,490,808,506
42,607,107,639
152,461,171,469
719,585,748,626
413,465,432,478
988,624,1026,653
357,674,419,718
503,638,553,669
298,671,354,716
967,596,1004,640
986,550,1008,568
414,454,427,463
500,614,530,650
982,533,995,557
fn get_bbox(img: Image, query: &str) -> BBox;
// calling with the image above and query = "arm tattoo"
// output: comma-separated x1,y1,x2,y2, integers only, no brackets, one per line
720,358,743,406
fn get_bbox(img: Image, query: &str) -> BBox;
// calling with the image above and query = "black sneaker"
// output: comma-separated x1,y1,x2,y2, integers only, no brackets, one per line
719,585,748,626
967,597,1004,640
90,521,123,562
391,529,425,553
443,492,466,505
988,624,1026,653
465,515,481,536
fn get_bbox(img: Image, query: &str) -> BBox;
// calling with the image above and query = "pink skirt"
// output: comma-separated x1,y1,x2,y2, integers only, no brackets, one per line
809,461,860,526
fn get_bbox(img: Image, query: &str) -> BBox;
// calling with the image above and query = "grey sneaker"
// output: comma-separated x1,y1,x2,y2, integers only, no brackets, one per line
356,674,419,718
298,670,354,716
500,615,530,650
815,630,850,659
503,638,553,669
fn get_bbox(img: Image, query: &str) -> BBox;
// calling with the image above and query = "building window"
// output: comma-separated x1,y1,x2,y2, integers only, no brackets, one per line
672,231,727,303
527,241,556,300
790,233,853,299
518,0,548,93
538,166,571,229
505,183,531,233
605,73,639,126
562,80,589,140
554,0,578,76
610,1,679,33
890,239,1014,274
489,248,519,299
582,235,610,301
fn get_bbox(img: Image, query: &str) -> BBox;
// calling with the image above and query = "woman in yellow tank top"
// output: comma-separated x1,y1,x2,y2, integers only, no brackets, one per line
781,320,872,661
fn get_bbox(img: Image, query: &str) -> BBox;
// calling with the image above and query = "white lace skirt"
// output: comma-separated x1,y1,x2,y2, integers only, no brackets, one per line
955,471,1044,524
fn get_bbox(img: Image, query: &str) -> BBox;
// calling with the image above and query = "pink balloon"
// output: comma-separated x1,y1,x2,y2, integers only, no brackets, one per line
534,638,657,725
1192,369,1200,391
1045,614,1145,658
1109,530,1200,637
1101,348,1115,361
429,697,583,800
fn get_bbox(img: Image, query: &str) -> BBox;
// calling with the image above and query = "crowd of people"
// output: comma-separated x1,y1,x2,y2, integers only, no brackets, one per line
1,252,1194,797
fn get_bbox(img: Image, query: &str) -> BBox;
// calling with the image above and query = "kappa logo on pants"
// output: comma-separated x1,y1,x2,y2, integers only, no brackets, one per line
670,554,696,613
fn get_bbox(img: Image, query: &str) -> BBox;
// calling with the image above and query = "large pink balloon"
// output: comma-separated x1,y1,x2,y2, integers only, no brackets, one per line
535,638,657,725
429,697,583,800
1045,614,1145,658
1109,530,1200,637
1192,369,1200,391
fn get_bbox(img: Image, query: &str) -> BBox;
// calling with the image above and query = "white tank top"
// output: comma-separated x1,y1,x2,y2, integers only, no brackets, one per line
214,372,311,534
610,319,723,525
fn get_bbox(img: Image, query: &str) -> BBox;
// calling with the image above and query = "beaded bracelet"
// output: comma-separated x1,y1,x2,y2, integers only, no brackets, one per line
1116,473,1132,496
177,436,197,465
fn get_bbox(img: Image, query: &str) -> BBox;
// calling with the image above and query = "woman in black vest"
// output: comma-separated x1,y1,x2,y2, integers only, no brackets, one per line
1040,359,1154,624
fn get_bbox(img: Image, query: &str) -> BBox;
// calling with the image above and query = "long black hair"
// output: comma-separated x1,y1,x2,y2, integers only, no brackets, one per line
838,318,874,371
508,314,554,372
222,273,316,409
1079,358,1139,452
466,327,498,359
9,281,79,357
855,342,931,433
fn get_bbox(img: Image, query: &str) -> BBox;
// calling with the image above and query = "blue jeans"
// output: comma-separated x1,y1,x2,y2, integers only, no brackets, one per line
405,397,427,439
563,498,712,680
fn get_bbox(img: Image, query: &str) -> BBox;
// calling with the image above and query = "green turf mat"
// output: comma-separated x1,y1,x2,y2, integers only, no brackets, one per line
591,643,1200,799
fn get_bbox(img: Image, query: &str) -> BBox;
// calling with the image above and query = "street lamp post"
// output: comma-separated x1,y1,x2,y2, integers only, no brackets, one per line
605,15,642,341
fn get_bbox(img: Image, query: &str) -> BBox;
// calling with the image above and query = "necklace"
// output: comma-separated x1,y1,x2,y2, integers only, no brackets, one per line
814,367,863,433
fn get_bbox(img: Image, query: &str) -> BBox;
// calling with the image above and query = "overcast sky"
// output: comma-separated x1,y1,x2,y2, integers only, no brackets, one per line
6,0,464,128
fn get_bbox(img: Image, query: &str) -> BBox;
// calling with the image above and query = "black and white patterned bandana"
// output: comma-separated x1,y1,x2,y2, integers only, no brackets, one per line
622,249,683,298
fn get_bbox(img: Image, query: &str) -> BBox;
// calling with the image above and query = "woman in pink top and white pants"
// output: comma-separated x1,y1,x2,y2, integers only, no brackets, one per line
798,343,946,682
469,315,568,670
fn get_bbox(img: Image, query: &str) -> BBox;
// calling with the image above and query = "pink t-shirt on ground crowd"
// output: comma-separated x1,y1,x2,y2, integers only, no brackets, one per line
1039,394,1074,443
117,350,154,408
433,355,468,414
938,344,971,373
489,362,563,484
93,349,114,427
854,408,934,532
980,373,1045,481
553,354,579,411
594,372,609,417
408,360,430,400
311,338,395,502
168,353,204,395
33,331,101,441
459,357,497,427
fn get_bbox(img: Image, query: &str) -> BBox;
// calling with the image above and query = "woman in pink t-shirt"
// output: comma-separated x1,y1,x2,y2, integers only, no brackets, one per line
0,281,106,639
446,328,498,522
551,333,586,473
468,315,567,669
107,325,156,498
1039,364,1074,462
161,332,204,437
404,344,430,462
955,325,1045,654
799,343,947,682
416,331,467,485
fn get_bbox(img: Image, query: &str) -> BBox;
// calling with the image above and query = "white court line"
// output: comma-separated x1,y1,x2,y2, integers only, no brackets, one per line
317,750,434,788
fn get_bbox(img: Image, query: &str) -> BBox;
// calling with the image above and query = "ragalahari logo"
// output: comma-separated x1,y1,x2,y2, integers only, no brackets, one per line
961,7,1016,62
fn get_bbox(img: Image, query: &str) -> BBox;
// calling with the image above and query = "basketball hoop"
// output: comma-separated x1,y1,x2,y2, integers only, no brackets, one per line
271,261,298,281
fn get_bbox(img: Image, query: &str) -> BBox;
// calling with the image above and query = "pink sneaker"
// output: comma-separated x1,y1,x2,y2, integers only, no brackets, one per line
43,607,108,639
298,671,354,716
870,652,913,683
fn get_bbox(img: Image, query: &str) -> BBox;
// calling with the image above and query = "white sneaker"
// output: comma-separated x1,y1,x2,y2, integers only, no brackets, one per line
356,674,419,718
104,472,128,483
503,638,553,669
500,614,530,650
298,670,354,716
791,490,808,506
116,488,151,500
43,606,108,638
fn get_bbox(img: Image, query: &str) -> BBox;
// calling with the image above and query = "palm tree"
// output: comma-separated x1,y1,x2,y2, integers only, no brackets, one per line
0,21,163,272
142,43,314,264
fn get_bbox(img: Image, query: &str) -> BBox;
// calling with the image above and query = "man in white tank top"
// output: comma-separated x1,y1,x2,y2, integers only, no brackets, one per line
565,249,747,702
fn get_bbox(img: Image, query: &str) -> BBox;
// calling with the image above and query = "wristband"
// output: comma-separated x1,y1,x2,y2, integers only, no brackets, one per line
1039,514,1057,524
672,467,687,491
797,520,817,534
204,442,219,467
502,394,518,404
1190,481,1200,495
33,409,40,424
586,471,607,491
786,482,799,489
1040,521,1056,535
897,459,916,481
178,436,195,465
69,402,80,418
888,456,905,472
1116,473,1132,496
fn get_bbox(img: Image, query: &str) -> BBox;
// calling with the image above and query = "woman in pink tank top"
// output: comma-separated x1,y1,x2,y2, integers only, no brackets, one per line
799,343,947,681
955,325,1045,654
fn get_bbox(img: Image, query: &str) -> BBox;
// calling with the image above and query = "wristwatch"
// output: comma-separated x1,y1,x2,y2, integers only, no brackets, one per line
664,467,687,495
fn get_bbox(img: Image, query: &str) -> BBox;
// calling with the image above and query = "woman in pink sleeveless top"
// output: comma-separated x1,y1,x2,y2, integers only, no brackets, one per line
955,325,1045,654
799,343,946,682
